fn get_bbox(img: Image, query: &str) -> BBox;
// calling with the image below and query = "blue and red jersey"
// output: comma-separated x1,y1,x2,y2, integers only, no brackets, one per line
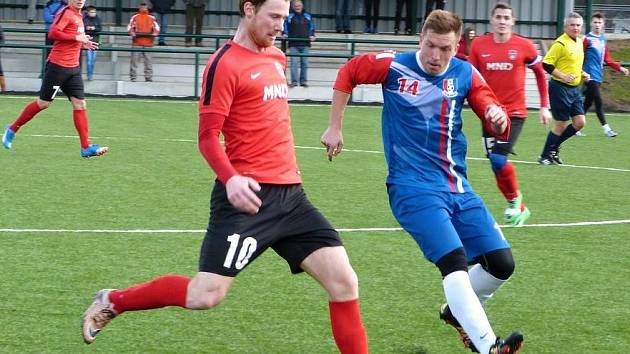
334,51,508,193
583,32,623,83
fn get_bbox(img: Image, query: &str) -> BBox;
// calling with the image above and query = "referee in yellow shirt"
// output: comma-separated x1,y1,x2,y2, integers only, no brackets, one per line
538,12,590,165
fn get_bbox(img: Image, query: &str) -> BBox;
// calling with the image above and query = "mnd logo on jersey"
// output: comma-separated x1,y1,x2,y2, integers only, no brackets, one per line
263,83,288,101
486,62,514,71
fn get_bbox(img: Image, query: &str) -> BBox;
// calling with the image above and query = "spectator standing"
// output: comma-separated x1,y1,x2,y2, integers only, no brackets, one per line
0,23,6,92
424,0,445,24
335,0,352,34
83,5,102,81
28,0,38,24
44,0,67,58
183,0,206,47
150,0,176,46
394,0,411,35
455,26,475,61
363,0,380,34
582,12,629,137
127,1,160,82
284,0,315,87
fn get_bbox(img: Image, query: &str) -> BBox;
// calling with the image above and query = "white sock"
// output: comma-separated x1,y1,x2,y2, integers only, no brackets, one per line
469,264,507,305
443,271,496,354
602,124,611,132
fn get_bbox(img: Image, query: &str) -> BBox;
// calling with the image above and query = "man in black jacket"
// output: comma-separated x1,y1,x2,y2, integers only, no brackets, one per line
151,0,176,45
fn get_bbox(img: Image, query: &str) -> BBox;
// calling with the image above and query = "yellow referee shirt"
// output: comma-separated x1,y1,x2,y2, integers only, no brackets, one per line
543,33,585,86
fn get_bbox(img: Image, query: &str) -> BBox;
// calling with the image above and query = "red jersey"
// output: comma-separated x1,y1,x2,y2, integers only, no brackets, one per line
48,6,84,68
198,40,301,185
469,33,549,118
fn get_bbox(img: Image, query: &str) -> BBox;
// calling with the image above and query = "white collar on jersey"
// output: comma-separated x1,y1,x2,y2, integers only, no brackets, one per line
416,50,451,77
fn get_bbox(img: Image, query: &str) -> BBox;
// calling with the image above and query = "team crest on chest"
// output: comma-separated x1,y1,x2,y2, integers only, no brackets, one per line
508,49,518,60
442,78,457,98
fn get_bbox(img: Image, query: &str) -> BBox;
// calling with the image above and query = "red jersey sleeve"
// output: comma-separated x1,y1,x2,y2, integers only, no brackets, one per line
199,51,238,116
603,46,622,72
48,10,75,41
467,68,510,141
198,112,238,183
333,51,394,93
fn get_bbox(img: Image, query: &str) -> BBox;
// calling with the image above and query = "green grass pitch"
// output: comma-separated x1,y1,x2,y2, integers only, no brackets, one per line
0,96,629,353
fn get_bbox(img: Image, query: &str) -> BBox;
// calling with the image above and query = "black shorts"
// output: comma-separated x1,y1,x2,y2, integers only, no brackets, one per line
0,57,3,75
199,182,343,276
39,61,84,101
549,79,584,120
482,117,525,156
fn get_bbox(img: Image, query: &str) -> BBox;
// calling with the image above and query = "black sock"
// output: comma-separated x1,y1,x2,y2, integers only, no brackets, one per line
558,124,578,145
541,131,561,157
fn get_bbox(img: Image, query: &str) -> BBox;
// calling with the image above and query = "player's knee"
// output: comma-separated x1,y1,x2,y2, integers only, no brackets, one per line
574,120,585,130
475,248,515,280
186,285,228,310
327,268,359,301
37,99,51,109
72,100,87,110
488,153,508,173
435,248,468,278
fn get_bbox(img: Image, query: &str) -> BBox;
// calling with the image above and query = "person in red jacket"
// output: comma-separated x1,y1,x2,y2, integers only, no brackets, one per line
2,0,108,158
127,1,160,82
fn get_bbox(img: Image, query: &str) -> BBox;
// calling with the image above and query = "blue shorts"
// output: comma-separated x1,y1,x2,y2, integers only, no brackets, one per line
549,79,585,121
388,185,510,263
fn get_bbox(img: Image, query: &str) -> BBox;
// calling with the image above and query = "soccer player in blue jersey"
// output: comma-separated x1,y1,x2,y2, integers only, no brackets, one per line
321,9,523,354
583,12,629,138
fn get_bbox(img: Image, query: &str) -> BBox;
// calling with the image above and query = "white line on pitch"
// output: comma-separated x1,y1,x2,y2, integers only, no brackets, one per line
18,134,630,173
4,96,630,117
1,219,629,234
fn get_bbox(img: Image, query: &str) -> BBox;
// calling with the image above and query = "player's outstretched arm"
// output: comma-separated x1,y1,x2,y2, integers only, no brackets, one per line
321,90,351,161
322,52,392,161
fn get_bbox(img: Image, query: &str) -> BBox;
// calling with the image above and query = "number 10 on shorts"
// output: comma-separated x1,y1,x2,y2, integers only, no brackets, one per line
223,233,258,270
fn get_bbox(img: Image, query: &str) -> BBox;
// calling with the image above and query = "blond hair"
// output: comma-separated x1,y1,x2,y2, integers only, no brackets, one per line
422,10,462,37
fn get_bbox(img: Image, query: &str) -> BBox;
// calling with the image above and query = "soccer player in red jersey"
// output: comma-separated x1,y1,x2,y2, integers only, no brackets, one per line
1,0,107,158
80,1,369,353
468,2,552,226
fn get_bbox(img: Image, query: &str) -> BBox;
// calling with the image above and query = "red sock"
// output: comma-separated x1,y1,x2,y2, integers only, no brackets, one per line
495,162,520,201
329,299,368,354
108,275,190,314
72,109,90,149
10,101,43,133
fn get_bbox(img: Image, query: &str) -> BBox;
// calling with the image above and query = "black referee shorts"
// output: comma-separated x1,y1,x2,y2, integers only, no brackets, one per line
39,61,84,101
199,182,343,277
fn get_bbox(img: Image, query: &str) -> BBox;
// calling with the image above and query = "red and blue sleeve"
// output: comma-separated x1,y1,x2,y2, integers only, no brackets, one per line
333,52,394,93
467,68,510,141
603,46,622,72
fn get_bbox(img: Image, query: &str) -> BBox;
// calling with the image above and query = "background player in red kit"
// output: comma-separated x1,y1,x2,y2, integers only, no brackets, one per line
468,2,551,226
80,1,368,353
2,0,107,158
